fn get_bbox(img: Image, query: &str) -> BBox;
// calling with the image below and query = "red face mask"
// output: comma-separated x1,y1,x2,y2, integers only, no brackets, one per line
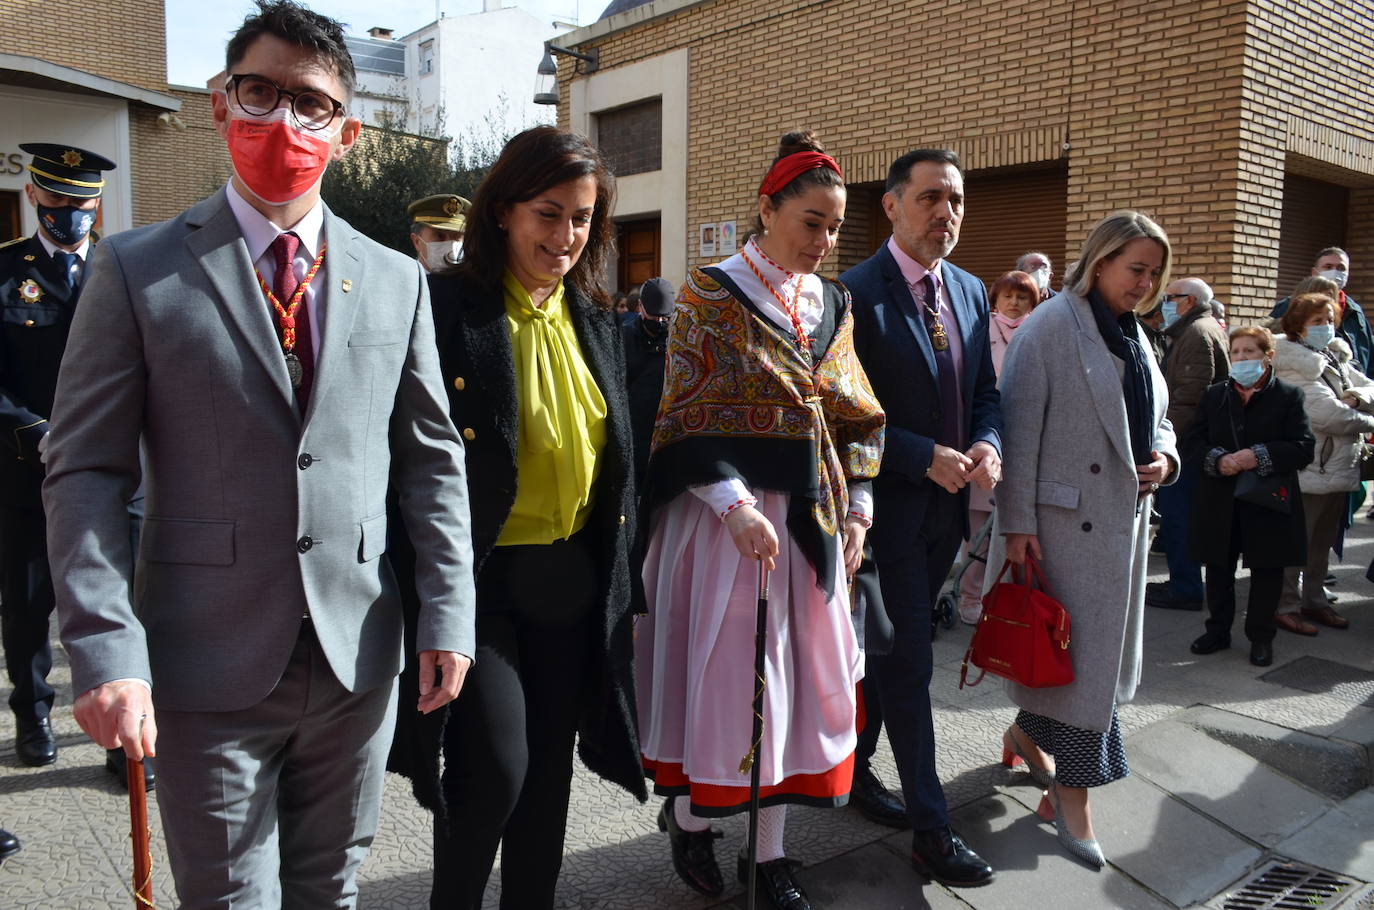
225,107,335,206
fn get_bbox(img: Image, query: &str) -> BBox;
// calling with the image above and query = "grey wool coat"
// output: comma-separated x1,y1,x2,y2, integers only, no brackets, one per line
984,289,1179,733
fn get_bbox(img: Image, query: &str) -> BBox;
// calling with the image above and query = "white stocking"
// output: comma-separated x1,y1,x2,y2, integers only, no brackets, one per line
753,804,787,863
674,795,711,832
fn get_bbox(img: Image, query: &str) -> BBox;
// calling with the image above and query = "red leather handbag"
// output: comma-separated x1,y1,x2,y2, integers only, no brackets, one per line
959,554,1073,689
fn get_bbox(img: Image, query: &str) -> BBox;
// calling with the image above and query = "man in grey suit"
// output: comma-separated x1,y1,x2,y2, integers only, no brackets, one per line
42,2,476,906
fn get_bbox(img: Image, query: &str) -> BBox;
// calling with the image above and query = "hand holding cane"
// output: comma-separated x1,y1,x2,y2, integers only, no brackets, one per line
738,559,770,910
128,715,154,908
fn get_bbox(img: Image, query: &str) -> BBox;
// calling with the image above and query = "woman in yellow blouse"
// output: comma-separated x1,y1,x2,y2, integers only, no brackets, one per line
391,126,646,909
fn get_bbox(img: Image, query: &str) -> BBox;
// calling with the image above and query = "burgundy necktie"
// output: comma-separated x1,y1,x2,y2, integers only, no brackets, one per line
271,232,314,407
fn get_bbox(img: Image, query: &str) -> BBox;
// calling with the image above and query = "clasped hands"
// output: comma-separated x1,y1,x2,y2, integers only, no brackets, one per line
75,649,472,760
1216,448,1258,477
927,441,1001,494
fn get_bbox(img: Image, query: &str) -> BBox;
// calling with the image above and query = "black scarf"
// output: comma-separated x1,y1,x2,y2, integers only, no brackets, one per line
1088,290,1155,465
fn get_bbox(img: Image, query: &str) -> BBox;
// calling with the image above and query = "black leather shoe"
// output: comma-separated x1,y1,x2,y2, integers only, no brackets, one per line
1145,587,1204,611
910,825,994,887
657,799,723,896
738,854,811,910
1190,632,1230,655
105,749,155,791
1249,641,1274,667
15,717,56,767
0,828,19,862
850,765,907,828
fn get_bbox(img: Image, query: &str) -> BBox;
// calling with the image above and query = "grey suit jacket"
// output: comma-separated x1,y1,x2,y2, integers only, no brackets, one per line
43,188,476,713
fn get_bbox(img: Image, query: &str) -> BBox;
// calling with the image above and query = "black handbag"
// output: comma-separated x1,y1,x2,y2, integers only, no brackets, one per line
1233,470,1293,513
1226,387,1294,513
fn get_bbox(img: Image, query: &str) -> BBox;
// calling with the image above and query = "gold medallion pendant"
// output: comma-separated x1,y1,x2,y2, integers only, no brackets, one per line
931,321,950,351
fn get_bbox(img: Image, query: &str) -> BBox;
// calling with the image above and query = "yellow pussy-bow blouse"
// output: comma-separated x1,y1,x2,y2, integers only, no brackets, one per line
496,270,607,546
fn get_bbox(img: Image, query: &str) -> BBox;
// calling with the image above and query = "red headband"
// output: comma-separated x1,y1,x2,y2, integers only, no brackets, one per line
758,151,843,197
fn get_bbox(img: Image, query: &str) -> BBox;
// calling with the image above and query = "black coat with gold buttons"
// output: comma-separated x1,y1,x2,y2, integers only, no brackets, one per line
0,234,82,512
388,269,648,814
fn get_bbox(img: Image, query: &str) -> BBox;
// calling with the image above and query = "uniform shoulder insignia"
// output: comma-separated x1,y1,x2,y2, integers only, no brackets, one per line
0,237,27,251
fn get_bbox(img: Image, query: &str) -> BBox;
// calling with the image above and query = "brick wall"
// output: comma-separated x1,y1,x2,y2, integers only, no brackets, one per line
129,87,231,226
559,0,1374,323
0,0,169,92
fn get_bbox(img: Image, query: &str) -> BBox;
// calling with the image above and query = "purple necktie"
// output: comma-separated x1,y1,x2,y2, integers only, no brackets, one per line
922,275,961,452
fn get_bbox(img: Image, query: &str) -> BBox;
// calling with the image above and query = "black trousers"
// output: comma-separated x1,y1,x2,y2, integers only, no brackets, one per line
867,490,964,831
1,507,56,723
1204,509,1283,645
432,532,598,910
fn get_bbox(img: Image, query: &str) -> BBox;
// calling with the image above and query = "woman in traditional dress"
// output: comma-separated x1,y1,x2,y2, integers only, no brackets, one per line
636,131,885,910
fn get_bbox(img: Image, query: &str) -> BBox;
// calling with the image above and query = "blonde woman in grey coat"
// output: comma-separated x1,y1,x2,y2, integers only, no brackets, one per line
986,211,1179,869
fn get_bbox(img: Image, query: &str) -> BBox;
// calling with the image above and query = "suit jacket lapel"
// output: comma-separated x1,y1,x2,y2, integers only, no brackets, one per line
878,247,939,383
184,189,294,408
946,274,980,398
302,207,364,428
1068,293,1135,469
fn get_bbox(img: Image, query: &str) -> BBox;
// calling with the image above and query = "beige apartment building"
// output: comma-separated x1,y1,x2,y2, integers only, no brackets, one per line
557,0,1374,317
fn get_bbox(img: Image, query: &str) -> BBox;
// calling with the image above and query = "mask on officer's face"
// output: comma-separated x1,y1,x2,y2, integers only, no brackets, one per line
422,240,461,272
37,203,96,245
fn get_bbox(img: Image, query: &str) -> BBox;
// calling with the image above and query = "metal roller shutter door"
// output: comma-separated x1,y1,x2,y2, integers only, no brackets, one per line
949,165,1069,292
1278,173,1348,301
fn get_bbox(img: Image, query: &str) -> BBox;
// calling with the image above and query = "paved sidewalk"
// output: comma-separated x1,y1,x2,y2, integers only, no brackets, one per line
3,525,1373,909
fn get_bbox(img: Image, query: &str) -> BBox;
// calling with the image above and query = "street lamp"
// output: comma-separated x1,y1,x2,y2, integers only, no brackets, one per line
533,41,599,105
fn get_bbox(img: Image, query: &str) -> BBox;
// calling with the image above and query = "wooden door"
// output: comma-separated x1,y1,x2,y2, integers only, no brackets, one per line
617,218,660,293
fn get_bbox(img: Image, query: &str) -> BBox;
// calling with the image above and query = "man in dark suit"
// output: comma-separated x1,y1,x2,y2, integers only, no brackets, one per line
841,148,1003,888
0,143,147,783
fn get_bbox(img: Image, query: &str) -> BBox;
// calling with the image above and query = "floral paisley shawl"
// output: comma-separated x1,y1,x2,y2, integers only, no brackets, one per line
646,267,885,593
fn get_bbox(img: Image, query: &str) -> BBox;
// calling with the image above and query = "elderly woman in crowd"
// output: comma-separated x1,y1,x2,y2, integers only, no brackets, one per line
986,211,1177,868
957,270,1040,624
390,126,646,909
637,130,884,910
1184,326,1313,666
1271,292,1374,636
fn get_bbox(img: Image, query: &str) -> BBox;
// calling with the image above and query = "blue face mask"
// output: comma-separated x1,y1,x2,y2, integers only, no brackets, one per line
1230,359,1266,387
37,203,96,246
1304,324,1335,351
1160,300,1179,327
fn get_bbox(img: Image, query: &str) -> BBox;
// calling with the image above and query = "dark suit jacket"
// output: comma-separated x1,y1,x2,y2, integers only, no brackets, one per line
841,245,1003,553
389,270,648,820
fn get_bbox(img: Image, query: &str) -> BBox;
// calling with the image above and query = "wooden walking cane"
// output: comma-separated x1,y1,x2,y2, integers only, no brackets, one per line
127,721,154,907
738,560,770,910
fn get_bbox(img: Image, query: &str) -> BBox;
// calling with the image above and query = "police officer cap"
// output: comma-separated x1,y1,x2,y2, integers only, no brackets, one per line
408,194,470,233
19,143,116,199
640,277,675,317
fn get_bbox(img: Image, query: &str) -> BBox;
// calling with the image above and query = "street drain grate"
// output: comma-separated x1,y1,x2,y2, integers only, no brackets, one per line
1221,861,1357,909
1260,656,1374,707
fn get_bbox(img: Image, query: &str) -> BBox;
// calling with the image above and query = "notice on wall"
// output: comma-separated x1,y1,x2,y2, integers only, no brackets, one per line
699,223,717,258
718,221,736,254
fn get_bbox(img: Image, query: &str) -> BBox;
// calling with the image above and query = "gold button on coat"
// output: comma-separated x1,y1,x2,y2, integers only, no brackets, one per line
452,376,466,391
618,514,626,525
462,428,476,441
23,319,34,327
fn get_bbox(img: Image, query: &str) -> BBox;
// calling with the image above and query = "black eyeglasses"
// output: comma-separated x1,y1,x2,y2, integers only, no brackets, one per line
226,73,345,131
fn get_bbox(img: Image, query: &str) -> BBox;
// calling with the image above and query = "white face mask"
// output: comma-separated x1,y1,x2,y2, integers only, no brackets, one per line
422,239,461,272
1318,268,1348,290
1030,267,1050,291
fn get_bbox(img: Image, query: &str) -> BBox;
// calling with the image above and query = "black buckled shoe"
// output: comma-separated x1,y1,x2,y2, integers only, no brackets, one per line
910,825,995,887
1190,632,1231,655
738,854,811,910
657,799,723,896
1249,640,1274,667
15,716,56,767
105,749,156,791
0,828,19,863
850,765,908,828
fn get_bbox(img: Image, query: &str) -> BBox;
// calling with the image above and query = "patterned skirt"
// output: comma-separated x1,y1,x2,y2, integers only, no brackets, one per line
1016,708,1128,789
